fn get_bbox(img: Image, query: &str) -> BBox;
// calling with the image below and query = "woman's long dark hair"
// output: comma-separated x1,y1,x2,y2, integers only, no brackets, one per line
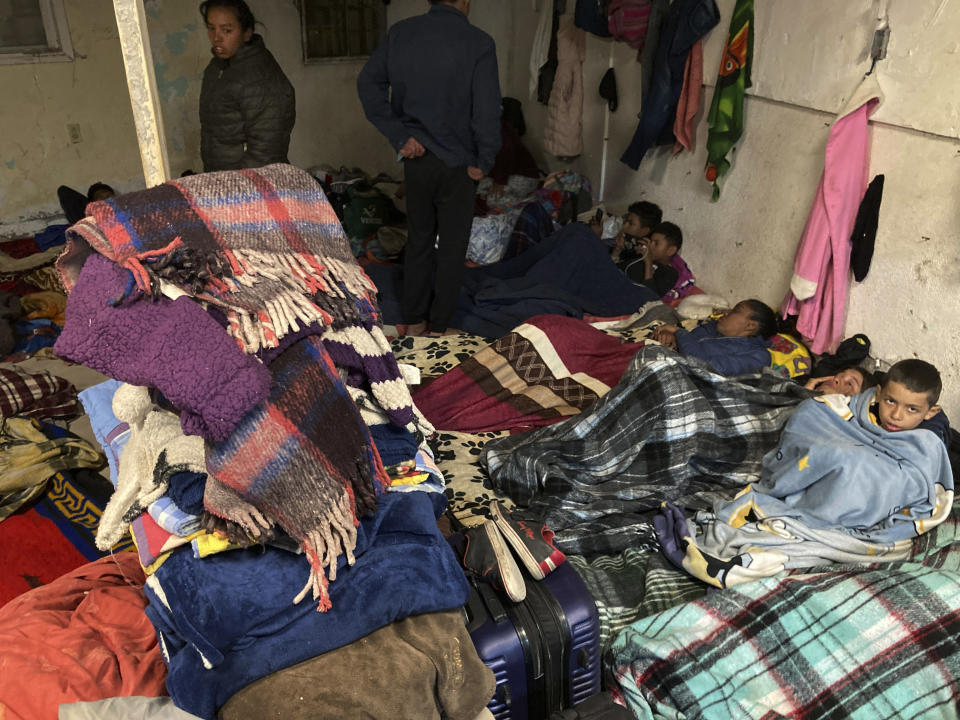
199,0,256,32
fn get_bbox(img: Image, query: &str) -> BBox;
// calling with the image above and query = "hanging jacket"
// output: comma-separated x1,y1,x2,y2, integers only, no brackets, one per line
199,35,296,171
781,75,883,354
850,173,885,281
544,17,587,158
620,0,719,170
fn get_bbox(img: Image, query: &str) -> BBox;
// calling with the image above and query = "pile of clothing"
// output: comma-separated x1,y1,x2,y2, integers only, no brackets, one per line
52,164,476,718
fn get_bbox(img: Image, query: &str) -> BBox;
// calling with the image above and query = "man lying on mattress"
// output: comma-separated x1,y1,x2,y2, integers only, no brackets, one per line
657,358,954,588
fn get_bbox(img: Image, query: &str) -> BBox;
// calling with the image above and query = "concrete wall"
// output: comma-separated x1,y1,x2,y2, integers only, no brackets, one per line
0,0,144,232
505,0,960,417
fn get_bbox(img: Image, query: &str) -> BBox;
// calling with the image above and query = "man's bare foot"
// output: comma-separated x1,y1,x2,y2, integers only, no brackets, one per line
403,321,428,337
425,327,460,337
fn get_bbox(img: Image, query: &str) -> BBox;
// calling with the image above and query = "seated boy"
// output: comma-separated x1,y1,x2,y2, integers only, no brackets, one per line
621,221,686,298
870,358,949,444
665,356,953,589
605,201,662,266
652,299,775,376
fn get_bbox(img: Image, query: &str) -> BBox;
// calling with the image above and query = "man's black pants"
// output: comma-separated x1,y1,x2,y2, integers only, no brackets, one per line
402,152,476,333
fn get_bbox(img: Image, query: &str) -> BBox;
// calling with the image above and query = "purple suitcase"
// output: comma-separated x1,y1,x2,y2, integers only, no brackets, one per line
462,560,601,720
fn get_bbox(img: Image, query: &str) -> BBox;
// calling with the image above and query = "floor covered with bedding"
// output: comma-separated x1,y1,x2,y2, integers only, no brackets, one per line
2,167,958,720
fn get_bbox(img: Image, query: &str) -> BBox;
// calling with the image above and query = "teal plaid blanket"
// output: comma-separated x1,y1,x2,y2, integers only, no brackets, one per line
606,502,960,719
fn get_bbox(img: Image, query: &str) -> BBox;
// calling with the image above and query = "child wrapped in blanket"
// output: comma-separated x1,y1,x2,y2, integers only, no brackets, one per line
659,359,954,588
591,202,696,303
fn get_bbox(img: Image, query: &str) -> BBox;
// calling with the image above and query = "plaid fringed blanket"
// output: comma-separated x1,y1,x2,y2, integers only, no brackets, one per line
482,346,812,557
607,503,960,719
56,164,379,354
413,314,644,433
206,336,390,612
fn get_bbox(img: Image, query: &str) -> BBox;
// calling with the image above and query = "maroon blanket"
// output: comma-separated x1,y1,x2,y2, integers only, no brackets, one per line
413,314,643,433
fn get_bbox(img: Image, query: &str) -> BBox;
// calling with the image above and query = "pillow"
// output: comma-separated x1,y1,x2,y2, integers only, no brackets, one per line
675,293,728,320
768,333,813,378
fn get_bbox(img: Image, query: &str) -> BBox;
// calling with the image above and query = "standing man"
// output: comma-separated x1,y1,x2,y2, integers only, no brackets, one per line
358,0,502,337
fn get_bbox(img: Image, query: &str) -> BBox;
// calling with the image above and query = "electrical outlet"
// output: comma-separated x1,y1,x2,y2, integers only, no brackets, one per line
67,123,82,144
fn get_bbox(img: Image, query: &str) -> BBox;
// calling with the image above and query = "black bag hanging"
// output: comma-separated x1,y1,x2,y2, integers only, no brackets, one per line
599,67,618,111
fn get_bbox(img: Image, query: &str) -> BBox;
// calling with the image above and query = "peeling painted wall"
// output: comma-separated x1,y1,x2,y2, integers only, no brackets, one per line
0,0,144,231
505,0,960,417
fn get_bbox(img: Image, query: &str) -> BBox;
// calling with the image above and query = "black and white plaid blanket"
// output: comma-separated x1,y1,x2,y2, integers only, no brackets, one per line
481,346,812,556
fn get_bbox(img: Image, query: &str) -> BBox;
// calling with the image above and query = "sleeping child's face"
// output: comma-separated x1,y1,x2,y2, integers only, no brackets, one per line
875,380,940,432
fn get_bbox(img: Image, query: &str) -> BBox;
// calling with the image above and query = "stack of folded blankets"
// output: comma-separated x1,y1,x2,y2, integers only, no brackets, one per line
53,164,471,718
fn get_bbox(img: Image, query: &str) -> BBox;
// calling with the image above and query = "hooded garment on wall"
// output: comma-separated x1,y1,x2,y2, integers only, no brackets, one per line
544,17,587,158
780,74,883,355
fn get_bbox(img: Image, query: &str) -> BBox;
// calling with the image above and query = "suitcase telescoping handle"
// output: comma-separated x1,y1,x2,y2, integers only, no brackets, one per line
463,576,508,632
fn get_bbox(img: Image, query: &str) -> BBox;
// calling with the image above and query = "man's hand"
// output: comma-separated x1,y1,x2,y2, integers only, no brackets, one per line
652,324,679,350
467,166,484,181
399,137,426,158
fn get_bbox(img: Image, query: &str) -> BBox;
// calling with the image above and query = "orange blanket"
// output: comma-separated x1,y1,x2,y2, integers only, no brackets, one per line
0,553,167,720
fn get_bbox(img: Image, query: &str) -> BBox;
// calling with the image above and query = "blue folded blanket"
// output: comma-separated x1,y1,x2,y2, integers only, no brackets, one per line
143,490,468,719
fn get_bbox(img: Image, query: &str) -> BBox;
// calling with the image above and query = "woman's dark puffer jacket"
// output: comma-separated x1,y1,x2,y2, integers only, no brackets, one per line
199,34,296,171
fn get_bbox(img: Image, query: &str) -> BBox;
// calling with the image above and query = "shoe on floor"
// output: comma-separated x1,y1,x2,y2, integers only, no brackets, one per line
462,520,526,602
490,500,566,580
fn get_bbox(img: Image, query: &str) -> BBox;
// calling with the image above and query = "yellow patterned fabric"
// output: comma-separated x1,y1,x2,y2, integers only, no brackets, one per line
44,471,135,554
767,333,812,378
0,418,105,521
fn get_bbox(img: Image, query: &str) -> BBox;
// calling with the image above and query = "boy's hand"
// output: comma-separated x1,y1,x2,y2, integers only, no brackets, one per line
652,324,679,350
611,231,626,261
467,166,484,181
804,375,832,392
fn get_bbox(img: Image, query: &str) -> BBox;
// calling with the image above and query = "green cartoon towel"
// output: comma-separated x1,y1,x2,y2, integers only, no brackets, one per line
704,0,754,200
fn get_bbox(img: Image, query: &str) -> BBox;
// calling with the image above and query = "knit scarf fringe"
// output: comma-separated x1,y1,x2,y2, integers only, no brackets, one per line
181,249,379,354
292,490,359,612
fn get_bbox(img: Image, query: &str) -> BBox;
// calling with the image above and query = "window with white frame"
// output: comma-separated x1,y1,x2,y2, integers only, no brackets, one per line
300,0,386,63
0,0,73,64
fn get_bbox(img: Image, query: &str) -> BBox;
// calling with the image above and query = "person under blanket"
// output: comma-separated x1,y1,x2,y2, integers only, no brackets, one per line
657,357,953,589
803,364,876,396
590,200,661,266
871,358,948,443
652,299,776,375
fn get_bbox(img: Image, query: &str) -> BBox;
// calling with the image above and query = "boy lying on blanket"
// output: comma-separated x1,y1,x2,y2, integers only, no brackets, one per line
652,299,777,376
658,359,954,588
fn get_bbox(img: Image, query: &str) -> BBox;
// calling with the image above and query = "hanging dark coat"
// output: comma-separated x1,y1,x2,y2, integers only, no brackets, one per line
620,0,719,170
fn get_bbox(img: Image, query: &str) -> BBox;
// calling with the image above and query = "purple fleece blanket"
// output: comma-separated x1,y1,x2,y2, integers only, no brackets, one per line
54,254,270,442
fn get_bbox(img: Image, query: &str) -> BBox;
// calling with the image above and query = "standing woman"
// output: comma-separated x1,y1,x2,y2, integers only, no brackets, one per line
199,0,296,171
